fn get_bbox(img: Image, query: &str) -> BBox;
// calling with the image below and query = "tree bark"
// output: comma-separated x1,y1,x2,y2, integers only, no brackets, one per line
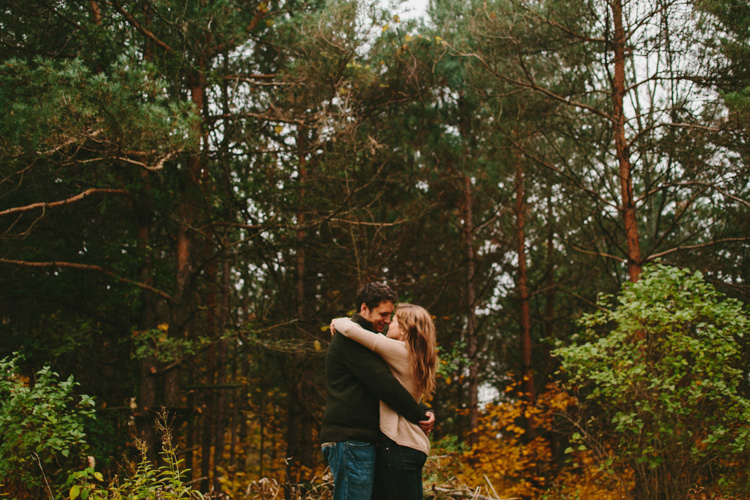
611,0,642,282
285,125,316,495
165,69,205,408
134,7,157,460
461,173,480,443
514,143,536,413
135,175,158,459
542,195,557,383
458,96,480,444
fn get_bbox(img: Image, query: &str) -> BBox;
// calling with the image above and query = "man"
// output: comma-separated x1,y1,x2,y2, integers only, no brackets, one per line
320,282,435,499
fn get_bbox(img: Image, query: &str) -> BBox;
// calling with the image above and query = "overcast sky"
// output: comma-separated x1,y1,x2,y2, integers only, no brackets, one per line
395,0,429,20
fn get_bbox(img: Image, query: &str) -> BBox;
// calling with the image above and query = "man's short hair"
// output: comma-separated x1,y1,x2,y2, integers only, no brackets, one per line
356,282,397,311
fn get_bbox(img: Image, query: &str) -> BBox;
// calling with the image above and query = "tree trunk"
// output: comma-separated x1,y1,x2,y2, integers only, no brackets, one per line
542,196,557,383
457,95,480,444
135,179,158,459
285,126,316,495
514,144,536,415
166,69,205,408
211,343,227,492
135,5,158,461
213,251,232,489
611,0,642,282
200,390,214,492
89,1,101,24
461,173,480,444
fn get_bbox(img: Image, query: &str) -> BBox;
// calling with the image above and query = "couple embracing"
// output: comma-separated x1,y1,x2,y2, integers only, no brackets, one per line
320,282,438,500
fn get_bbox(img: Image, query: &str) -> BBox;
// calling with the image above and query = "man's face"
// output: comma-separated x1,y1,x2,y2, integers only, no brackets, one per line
360,300,394,333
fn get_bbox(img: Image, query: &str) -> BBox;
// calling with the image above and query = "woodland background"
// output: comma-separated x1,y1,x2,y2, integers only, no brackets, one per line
0,0,748,499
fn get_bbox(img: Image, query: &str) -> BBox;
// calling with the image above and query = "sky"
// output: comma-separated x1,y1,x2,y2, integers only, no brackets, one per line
394,0,429,20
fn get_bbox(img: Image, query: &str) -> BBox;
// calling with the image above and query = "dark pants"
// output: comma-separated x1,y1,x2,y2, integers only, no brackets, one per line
373,434,427,500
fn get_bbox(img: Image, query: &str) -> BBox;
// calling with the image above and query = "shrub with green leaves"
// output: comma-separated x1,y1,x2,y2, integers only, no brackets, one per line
63,410,203,500
0,353,95,496
555,264,750,499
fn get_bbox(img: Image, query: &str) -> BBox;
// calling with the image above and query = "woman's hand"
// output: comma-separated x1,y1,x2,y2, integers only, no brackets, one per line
419,411,435,435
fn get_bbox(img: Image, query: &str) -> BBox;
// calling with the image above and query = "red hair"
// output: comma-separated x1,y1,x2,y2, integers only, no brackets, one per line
395,303,437,399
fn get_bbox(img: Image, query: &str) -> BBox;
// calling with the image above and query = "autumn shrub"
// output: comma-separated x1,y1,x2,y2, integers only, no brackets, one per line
426,381,623,499
62,410,204,500
0,353,95,498
555,264,750,499
0,362,205,500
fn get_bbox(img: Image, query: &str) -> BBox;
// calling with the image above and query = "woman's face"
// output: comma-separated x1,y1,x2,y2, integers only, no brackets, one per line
386,315,404,341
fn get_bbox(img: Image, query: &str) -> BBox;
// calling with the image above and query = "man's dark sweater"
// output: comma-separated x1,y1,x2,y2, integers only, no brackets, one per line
320,314,428,444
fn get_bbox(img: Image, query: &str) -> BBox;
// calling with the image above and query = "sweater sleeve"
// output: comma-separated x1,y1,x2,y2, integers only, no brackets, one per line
332,317,406,368
337,335,428,425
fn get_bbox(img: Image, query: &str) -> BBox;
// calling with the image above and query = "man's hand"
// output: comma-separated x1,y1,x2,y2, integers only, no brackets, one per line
418,411,435,435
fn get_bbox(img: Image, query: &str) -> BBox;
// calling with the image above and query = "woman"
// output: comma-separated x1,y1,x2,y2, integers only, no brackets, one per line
331,303,437,500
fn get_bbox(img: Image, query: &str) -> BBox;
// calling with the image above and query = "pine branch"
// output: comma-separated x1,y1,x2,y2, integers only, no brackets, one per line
458,48,613,122
646,237,750,260
0,258,172,301
0,188,129,217
111,0,174,53
572,246,626,262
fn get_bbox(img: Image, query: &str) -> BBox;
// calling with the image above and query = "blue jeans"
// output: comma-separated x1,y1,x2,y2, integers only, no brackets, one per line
375,435,427,500
322,440,377,500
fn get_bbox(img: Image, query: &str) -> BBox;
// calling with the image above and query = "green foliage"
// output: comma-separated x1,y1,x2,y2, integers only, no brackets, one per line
130,324,213,364
0,53,197,163
61,410,204,500
109,419,203,499
64,466,109,500
436,339,468,381
0,353,96,494
556,264,750,498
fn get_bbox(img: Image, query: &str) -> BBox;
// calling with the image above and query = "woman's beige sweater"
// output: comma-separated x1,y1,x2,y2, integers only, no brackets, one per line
332,318,430,455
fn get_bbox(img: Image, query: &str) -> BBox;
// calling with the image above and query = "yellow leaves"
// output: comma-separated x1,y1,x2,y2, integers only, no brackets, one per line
434,381,579,498
404,34,413,42
313,340,321,351
430,381,621,499
157,323,169,332
506,424,525,435
382,24,389,32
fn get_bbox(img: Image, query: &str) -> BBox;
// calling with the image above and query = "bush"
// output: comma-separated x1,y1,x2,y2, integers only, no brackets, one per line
63,410,204,500
0,353,95,497
555,264,750,499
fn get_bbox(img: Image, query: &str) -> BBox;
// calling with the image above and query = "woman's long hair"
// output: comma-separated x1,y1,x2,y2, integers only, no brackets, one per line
395,303,437,400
